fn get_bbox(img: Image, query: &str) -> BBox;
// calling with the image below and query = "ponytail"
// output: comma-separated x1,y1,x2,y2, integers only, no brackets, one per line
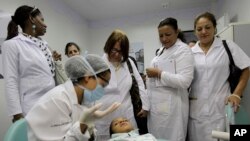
6,19,18,40
6,5,41,40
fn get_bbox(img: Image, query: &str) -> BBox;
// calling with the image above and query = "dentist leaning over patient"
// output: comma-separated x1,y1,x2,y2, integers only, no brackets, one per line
26,54,120,141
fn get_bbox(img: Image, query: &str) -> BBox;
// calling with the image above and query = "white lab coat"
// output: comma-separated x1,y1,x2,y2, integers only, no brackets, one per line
94,54,149,141
188,37,250,141
2,34,55,116
26,80,92,141
147,39,194,141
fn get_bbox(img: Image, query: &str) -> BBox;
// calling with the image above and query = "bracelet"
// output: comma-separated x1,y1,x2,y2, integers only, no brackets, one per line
230,94,241,100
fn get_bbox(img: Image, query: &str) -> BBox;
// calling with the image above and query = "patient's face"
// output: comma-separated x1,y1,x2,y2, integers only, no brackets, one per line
111,117,134,134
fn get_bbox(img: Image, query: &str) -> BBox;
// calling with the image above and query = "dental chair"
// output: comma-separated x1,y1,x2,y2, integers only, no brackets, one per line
4,118,28,141
212,103,250,141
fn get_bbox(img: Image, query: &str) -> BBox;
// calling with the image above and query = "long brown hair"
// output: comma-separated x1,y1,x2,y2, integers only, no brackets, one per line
103,29,129,62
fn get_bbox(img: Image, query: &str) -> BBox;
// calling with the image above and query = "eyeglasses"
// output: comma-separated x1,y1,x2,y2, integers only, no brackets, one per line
97,75,109,88
111,48,122,54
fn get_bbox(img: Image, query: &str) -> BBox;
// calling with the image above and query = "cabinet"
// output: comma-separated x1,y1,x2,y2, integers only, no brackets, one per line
217,22,250,123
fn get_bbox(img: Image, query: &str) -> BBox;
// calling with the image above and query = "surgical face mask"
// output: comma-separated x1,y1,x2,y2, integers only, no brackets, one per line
78,84,105,103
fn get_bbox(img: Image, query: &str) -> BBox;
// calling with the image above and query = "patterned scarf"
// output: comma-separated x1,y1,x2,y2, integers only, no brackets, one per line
22,33,55,76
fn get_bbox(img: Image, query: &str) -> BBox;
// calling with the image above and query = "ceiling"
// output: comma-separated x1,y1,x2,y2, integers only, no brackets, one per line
62,0,216,22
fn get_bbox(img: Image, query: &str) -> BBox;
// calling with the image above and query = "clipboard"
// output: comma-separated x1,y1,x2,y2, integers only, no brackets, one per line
154,59,176,87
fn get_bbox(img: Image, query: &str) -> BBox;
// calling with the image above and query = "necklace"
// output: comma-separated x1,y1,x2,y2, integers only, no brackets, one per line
199,40,213,54
22,33,32,38
114,64,121,71
199,43,211,54
111,62,121,72
200,46,210,53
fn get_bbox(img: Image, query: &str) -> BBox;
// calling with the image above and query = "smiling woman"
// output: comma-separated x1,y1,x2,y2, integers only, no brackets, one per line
94,29,149,140
146,17,194,141
188,12,250,141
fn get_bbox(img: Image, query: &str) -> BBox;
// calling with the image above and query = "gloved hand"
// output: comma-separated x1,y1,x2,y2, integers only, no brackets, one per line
79,102,121,129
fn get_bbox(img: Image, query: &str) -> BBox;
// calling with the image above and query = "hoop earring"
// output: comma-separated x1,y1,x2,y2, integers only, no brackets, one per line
32,24,36,34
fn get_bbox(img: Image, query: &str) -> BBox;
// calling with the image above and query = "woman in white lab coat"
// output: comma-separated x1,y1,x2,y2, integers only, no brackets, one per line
146,17,194,141
95,29,149,140
26,55,120,141
188,12,250,141
2,5,61,122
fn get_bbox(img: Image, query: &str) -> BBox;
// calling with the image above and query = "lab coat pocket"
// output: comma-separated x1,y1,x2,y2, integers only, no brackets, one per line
156,102,170,116
189,100,199,119
190,100,209,119
152,97,171,116
22,92,40,115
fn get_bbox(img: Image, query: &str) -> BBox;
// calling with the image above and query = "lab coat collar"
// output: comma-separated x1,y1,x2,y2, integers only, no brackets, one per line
63,80,79,105
165,39,184,50
164,38,183,50
192,37,222,53
16,33,48,46
103,53,126,68
175,38,184,46
157,39,184,57
103,54,112,69
212,37,223,48
192,42,202,53
103,53,110,64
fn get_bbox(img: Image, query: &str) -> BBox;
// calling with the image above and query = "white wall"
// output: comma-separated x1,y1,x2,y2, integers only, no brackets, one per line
1,0,250,139
88,6,210,71
213,0,250,120
0,80,9,140
212,0,250,23
0,0,89,139
0,0,90,61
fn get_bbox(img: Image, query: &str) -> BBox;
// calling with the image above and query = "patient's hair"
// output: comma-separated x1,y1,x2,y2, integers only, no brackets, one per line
109,120,115,137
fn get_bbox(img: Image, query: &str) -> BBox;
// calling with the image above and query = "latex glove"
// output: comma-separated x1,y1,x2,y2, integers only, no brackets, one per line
79,102,121,129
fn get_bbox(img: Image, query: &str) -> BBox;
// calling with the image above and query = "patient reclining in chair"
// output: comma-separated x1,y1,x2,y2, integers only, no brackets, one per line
109,117,166,141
